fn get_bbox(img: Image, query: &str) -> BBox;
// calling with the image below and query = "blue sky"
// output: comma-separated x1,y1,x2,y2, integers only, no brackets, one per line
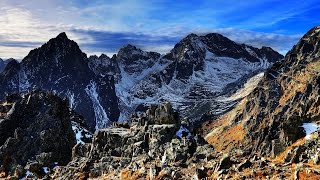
0,0,319,59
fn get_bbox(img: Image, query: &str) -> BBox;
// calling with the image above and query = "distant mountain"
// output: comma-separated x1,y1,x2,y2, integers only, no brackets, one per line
89,32,283,122
0,58,15,73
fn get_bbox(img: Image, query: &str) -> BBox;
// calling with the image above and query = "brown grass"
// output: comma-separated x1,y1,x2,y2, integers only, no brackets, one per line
206,123,244,152
298,170,320,180
273,138,306,163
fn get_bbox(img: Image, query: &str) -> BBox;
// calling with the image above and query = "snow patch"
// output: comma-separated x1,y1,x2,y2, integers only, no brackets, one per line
26,94,31,105
5,103,16,117
217,72,265,102
43,167,49,174
71,121,93,144
85,81,111,129
176,126,192,139
302,123,320,139
19,69,31,92
66,90,76,109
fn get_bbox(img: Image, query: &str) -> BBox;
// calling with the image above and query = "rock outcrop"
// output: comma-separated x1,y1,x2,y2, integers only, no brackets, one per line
48,102,215,179
0,90,91,179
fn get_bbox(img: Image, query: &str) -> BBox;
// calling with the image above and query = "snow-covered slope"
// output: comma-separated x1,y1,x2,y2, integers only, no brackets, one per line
91,33,284,122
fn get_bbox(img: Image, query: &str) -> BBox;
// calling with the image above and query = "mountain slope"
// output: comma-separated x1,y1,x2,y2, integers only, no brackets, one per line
0,33,120,130
206,26,320,157
0,58,4,73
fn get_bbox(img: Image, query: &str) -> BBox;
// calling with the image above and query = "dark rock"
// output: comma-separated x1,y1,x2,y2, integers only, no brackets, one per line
237,159,252,171
218,155,235,170
0,91,89,177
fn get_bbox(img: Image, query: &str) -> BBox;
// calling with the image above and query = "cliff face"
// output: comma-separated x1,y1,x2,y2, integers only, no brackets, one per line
46,102,215,179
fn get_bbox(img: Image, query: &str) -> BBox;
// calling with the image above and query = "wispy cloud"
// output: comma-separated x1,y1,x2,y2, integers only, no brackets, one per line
0,0,318,59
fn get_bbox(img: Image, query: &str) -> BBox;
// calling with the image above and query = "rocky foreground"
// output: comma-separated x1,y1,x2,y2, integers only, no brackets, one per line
2,91,320,179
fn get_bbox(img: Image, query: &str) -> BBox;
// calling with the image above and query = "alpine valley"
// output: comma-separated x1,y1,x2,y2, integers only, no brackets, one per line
1,26,320,179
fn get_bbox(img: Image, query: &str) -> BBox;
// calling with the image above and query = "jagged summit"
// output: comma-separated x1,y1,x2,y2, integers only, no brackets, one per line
183,33,200,39
202,32,232,43
116,44,160,64
56,32,68,39
0,29,283,131
99,53,110,59
119,44,139,51
167,33,205,63
117,44,143,59
166,32,283,64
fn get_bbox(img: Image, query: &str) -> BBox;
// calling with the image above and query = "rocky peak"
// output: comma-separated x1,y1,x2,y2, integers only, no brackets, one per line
88,53,120,77
99,53,110,60
116,44,160,64
201,33,283,62
257,46,284,63
287,26,320,61
56,32,68,40
117,44,144,59
200,33,240,54
118,44,139,53
167,33,206,63
201,32,233,45
22,32,87,70
45,32,79,53
261,46,274,51
88,54,110,62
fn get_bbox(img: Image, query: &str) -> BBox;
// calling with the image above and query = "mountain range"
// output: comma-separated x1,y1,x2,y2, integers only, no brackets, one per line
0,31,283,130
